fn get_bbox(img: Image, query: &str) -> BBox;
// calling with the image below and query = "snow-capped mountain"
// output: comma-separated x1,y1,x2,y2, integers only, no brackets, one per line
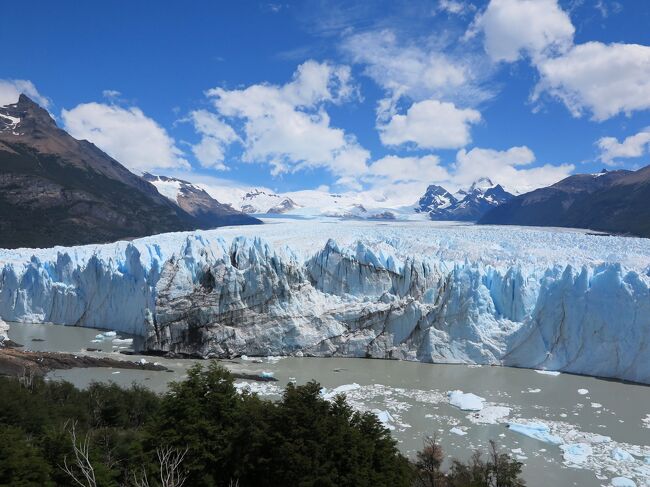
3,220,650,384
204,186,403,220
416,185,458,213
238,189,300,214
143,174,260,227
417,178,514,221
0,95,203,249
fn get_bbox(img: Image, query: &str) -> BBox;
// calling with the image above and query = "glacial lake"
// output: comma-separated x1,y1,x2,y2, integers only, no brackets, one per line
8,322,650,487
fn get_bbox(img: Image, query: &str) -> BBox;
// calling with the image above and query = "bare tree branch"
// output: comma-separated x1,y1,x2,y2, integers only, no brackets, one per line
59,420,97,487
156,445,188,487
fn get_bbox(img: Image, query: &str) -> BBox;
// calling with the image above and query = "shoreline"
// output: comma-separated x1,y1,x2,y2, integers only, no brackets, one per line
0,346,170,378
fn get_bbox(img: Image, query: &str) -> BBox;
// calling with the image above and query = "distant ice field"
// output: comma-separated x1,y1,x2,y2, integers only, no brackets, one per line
2,218,648,275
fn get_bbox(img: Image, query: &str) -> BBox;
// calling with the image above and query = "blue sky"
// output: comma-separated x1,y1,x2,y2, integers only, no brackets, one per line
2,0,650,202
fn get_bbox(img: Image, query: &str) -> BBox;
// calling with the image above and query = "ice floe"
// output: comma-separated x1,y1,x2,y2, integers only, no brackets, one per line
611,448,635,462
507,422,563,445
448,391,485,411
372,409,395,430
611,477,636,487
561,443,593,465
535,370,561,376
466,405,511,424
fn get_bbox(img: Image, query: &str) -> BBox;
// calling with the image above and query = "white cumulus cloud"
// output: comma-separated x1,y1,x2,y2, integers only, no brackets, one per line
201,60,369,182
190,110,239,170
597,128,650,165
471,2,650,121
469,0,574,62
341,30,489,151
359,146,572,202
533,42,650,121
379,99,481,150
365,154,450,184
342,30,472,104
452,146,574,193
61,102,188,173
358,154,450,205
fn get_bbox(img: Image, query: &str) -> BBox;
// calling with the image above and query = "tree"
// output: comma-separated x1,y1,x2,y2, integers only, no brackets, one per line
446,441,525,487
60,421,97,487
133,446,189,487
0,426,53,487
147,362,243,485
414,436,446,487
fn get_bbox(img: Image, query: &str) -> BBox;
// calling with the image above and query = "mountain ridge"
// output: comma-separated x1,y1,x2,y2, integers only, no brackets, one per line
142,173,260,227
0,95,258,249
416,179,514,221
479,167,650,237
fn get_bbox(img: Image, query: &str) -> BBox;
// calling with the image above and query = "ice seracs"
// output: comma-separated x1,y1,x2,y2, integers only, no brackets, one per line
1,220,650,384
0,318,9,345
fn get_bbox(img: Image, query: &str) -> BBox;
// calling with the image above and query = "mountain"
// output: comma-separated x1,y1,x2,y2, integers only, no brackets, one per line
479,168,650,237
238,189,300,214
142,174,260,226
416,185,458,213
416,178,514,221
218,187,399,219
0,95,258,249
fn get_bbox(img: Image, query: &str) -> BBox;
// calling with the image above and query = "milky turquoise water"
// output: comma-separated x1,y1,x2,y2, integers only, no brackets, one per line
8,322,650,487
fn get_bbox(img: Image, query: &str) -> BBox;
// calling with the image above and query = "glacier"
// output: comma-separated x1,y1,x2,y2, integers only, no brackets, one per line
1,219,649,384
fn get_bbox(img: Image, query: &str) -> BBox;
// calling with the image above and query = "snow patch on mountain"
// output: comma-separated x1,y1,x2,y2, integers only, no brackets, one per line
0,105,22,135
201,186,413,220
146,176,183,202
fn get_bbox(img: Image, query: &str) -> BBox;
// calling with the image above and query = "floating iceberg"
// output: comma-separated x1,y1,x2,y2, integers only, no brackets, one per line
468,406,510,424
371,409,395,430
450,427,467,436
611,477,636,487
611,448,635,462
321,383,361,400
560,443,593,464
507,422,563,445
1,221,650,383
535,370,561,376
448,390,485,411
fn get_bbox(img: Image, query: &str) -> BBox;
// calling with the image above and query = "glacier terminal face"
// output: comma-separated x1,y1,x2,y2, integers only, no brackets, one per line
1,219,649,383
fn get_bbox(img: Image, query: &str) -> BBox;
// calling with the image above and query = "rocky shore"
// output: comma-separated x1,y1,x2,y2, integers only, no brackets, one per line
0,346,170,378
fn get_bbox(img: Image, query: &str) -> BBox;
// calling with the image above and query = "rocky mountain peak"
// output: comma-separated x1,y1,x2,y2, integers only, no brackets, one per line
468,177,496,193
416,185,457,213
0,96,260,248
417,179,513,221
0,95,58,137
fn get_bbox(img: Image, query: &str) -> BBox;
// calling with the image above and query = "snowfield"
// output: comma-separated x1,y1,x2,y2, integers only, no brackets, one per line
1,218,650,383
